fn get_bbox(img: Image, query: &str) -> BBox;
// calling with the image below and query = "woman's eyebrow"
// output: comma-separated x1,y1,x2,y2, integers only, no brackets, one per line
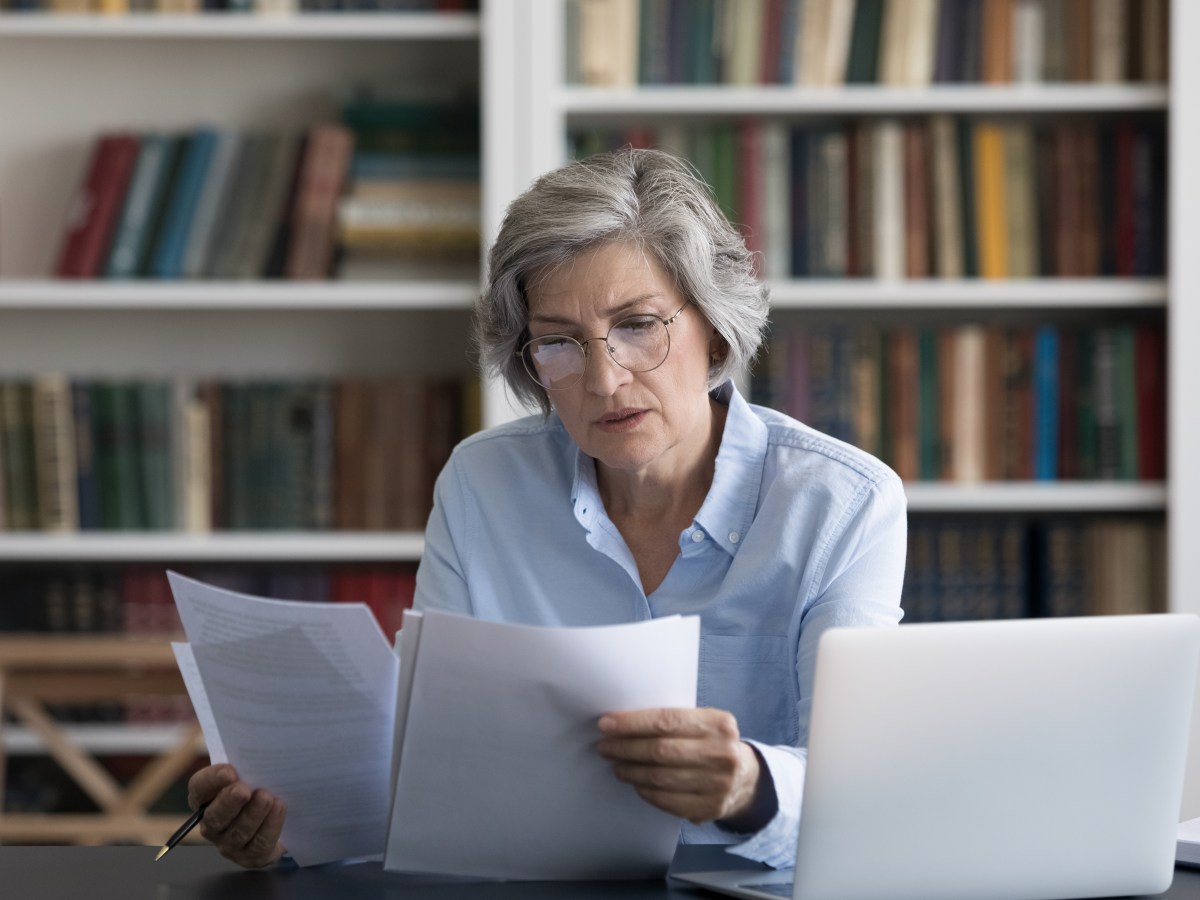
528,293,665,326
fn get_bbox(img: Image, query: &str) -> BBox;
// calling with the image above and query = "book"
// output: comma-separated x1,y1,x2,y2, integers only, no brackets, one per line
1,381,39,531
286,123,355,280
31,374,79,533
104,134,180,279
180,131,242,280
147,129,218,279
972,122,1008,278
55,134,140,279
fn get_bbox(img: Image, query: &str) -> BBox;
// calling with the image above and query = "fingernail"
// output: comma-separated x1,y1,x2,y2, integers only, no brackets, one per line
598,716,614,731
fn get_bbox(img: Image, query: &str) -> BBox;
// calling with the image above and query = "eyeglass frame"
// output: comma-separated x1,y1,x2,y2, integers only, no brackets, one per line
517,301,692,391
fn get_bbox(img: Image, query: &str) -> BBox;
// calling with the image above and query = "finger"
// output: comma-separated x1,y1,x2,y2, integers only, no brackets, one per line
611,762,723,794
228,796,287,869
187,764,238,811
598,735,741,772
598,708,708,738
599,708,738,739
215,788,275,853
199,781,253,839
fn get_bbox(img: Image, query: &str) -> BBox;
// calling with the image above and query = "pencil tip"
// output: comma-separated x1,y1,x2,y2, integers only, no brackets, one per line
155,846,169,861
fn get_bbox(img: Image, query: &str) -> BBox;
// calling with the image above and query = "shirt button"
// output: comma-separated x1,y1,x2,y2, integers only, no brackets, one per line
729,532,740,544
691,530,705,543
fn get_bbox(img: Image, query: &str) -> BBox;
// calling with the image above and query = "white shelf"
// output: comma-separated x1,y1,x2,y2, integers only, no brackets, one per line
0,11,480,40
904,482,1168,513
767,278,1168,309
2,723,204,756
559,84,1170,117
0,280,479,311
0,532,425,562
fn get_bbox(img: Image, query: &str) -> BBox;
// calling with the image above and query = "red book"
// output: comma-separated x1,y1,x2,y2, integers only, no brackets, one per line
888,328,919,481
285,124,353,280
1135,324,1166,480
737,120,764,277
903,123,929,278
55,134,140,278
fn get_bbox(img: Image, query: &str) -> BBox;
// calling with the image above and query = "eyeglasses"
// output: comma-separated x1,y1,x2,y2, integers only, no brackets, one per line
519,302,690,391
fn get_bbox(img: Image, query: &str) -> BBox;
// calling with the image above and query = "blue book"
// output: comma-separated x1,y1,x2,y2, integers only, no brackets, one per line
105,135,178,279
1034,325,1060,481
148,129,218,279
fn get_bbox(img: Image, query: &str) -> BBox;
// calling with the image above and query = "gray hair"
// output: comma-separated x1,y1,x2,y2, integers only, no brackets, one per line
474,147,770,415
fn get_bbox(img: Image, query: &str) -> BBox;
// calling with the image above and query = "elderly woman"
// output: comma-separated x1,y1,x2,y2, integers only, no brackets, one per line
187,148,907,870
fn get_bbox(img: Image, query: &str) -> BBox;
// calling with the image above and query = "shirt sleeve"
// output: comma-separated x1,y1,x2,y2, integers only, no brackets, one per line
412,453,474,617
725,470,908,868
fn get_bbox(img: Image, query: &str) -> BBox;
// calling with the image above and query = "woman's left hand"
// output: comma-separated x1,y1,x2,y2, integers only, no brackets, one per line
596,707,762,825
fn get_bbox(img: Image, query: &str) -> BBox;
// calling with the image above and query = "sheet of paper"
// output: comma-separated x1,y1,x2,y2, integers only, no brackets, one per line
170,642,228,764
384,610,700,880
167,571,399,866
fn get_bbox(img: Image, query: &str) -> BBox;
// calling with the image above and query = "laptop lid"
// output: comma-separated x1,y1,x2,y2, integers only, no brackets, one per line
676,614,1200,900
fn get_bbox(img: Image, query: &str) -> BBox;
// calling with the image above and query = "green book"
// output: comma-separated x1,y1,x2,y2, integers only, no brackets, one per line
1114,324,1138,480
846,0,884,84
136,381,174,531
711,124,737,224
0,381,39,531
91,381,142,530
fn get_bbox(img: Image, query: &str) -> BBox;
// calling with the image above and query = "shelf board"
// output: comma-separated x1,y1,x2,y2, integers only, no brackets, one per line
767,278,1168,309
0,532,425,562
559,84,1170,116
0,280,479,310
904,482,1168,512
3,723,205,756
0,10,480,40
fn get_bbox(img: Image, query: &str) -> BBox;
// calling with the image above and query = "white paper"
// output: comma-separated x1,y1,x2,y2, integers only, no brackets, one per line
170,642,228,764
1179,817,1200,866
384,610,700,880
167,571,399,866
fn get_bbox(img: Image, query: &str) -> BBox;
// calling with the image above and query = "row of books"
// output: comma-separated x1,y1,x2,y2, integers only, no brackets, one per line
901,514,1165,623
0,563,417,724
0,375,477,535
54,91,480,282
750,321,1165,483
567,0,1168,87
0,0,473,12
337,88,481,280
571,115,1166,280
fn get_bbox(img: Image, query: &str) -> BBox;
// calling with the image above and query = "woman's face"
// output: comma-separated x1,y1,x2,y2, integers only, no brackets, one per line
525,241,719,480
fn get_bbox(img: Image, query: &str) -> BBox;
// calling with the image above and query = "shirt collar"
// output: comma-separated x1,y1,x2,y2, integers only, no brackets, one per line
568,382,767,558
694,381,767,557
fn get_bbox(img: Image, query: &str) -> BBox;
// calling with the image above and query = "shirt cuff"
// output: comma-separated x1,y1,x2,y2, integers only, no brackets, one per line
722,740,807,870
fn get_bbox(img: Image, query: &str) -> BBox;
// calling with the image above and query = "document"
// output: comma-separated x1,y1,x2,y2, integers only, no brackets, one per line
168,571,399,866
384,609,699,879
168,572,700,879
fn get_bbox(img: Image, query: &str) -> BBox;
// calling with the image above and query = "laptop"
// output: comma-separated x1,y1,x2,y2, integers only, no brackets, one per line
674,614,1200,900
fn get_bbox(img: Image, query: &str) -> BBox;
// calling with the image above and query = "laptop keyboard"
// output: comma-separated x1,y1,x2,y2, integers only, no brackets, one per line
738,882,795,898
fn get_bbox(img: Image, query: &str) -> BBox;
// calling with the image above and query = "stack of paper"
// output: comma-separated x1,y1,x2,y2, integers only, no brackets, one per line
168,572,700,878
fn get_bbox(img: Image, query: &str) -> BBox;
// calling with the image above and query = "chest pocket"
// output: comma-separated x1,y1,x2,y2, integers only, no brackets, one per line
698,634,798,746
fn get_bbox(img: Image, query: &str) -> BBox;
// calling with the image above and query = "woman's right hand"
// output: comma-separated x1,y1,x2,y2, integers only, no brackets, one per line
186,763,287,868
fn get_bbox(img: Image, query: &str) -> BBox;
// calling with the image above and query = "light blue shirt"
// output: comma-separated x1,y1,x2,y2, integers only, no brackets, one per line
413,382,907,868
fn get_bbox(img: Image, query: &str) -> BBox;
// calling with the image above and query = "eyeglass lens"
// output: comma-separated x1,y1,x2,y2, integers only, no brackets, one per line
525,316,671,389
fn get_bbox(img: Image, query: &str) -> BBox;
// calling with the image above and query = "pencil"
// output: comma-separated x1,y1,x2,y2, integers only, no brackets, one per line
155,801,209,861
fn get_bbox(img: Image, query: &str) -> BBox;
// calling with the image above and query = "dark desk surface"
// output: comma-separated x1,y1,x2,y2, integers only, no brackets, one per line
2,844,1198,900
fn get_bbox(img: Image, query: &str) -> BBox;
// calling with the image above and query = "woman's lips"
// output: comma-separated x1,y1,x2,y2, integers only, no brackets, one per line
596,408,648,432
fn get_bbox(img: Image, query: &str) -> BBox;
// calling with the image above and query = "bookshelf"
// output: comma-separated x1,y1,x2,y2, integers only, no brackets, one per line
0,6,481,831
492,0,1200,814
